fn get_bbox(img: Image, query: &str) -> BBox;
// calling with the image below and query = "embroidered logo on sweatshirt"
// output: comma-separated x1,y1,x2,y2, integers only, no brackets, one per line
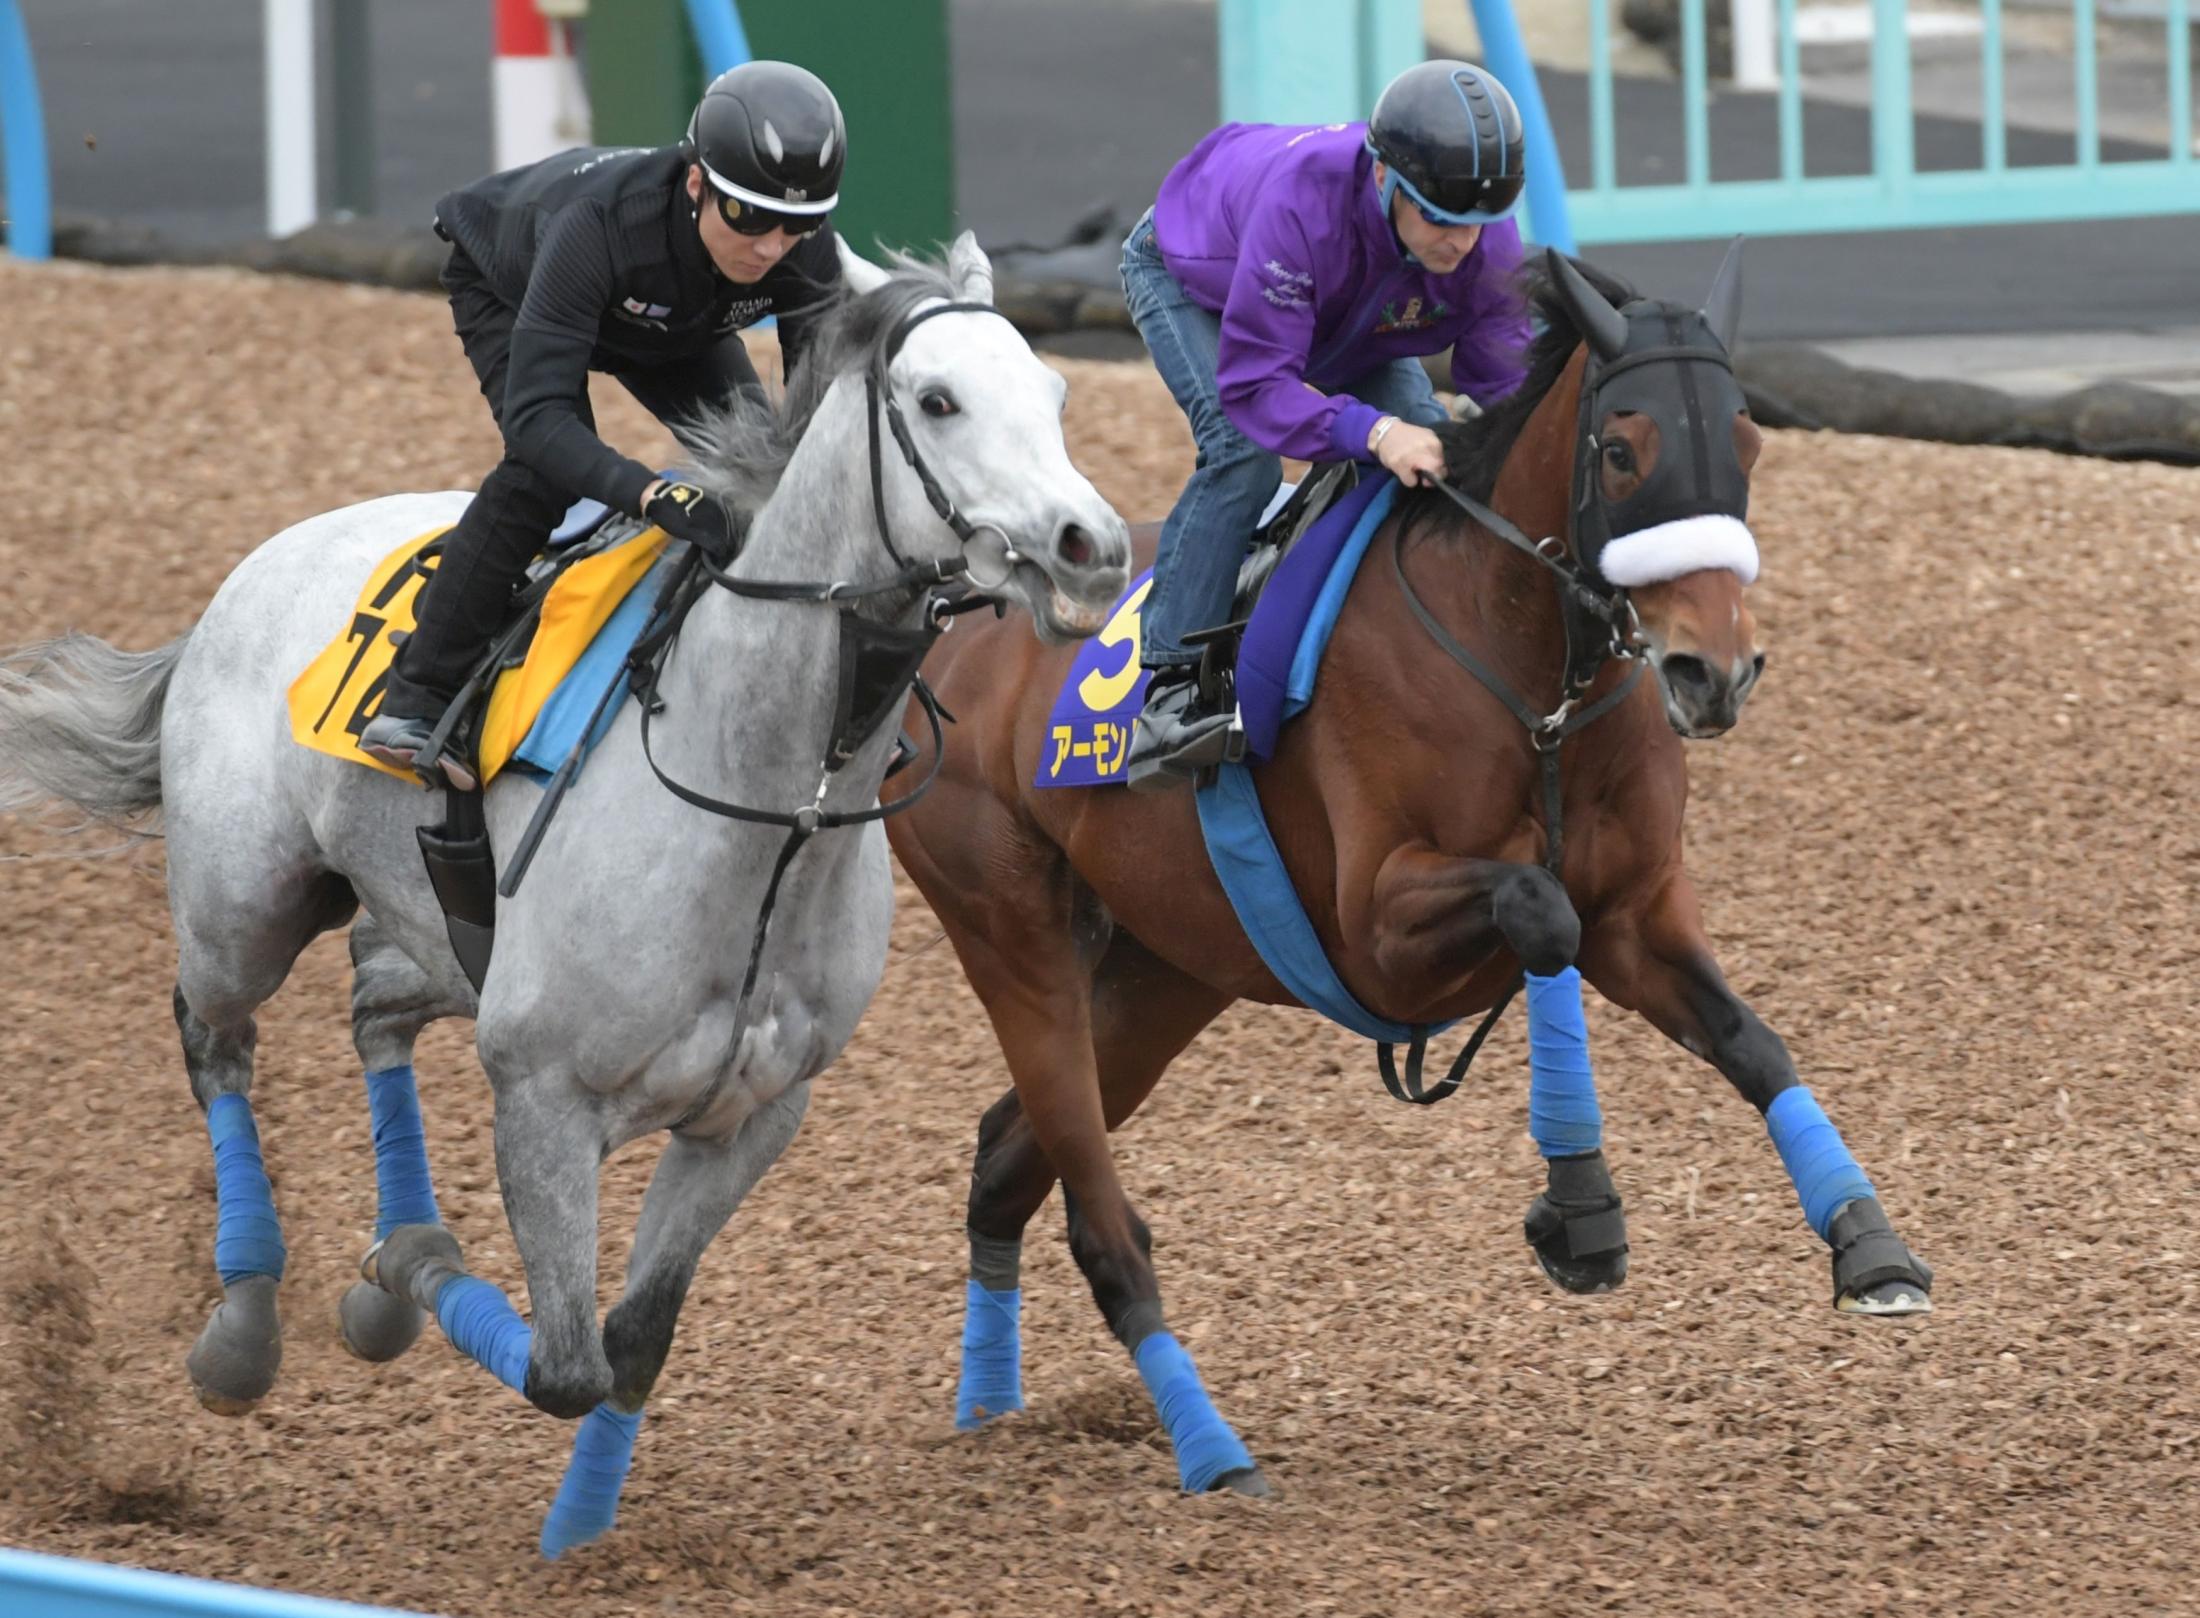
1373,296,1448,334
1261,258,1313,310
715,296,774,332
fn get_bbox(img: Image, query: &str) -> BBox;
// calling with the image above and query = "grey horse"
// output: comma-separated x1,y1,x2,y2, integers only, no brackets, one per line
0,237,1131,1554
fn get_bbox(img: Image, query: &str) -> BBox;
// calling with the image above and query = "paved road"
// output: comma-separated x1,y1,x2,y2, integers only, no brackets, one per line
13,0,2199,345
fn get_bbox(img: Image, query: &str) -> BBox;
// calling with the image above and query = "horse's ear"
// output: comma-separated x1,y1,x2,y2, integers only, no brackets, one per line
836,235,893,296
1701,236,1744,352
1547,247,1629,361
946,230,996,305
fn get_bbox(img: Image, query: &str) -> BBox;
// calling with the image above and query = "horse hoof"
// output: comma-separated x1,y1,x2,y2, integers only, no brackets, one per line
360,1223,463,1310
187,1275,281,1415
1525,1184,1629,1296
338,1278,427,1362
1208,1466,1273,1499
1532,1242,1630,1295
1838,1279,1934,1318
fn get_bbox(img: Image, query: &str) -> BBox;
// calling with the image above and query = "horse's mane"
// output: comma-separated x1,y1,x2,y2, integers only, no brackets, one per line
1407,254,1640,516
675,255,963,536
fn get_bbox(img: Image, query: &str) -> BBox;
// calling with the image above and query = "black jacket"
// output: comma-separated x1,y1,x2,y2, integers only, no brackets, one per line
434,144,840,514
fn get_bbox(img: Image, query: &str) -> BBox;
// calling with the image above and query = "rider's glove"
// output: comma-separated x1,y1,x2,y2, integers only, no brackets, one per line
644,480,739,565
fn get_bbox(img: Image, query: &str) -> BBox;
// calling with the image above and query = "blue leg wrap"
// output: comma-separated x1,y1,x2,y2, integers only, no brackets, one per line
956,1280,1025,1430
1525,967,1603,1158
206,1093,286,1284
1134,1333,1255,1493
539,1404,643,1559
1765,1086,1877,1240
435,1275,532,1396
364,1065,440,1239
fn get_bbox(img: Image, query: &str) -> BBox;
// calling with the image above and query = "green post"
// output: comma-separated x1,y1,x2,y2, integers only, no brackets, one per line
585,0,954,254
585,0,707,148
738,0,954,254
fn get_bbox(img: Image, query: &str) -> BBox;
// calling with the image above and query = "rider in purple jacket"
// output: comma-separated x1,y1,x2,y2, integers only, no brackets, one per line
1120,60,1534,789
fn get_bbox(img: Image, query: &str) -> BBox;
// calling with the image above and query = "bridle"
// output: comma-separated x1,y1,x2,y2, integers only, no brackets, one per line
1374,309,1747,1104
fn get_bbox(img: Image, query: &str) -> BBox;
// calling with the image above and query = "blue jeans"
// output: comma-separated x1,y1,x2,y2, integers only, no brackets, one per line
1119,210,1445,670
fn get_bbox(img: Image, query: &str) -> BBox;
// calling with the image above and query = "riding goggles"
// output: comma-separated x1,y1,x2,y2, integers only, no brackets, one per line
714,190,830,237
1387,165,1525,228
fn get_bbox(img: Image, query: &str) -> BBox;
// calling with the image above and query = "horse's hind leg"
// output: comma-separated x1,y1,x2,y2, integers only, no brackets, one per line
951,916,1261,1495
174,986,283,1414
956,934,1227,1431
171,869,355,1414
338,913,462,1363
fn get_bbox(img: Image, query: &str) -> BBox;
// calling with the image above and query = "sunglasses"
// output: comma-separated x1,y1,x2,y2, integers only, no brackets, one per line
713,190,828,238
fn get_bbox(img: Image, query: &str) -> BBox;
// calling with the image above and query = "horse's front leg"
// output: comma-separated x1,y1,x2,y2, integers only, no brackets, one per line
497,1081,813,1561
365,1074,612,1416
1369,848,1630,1293
1580,869,1932,1315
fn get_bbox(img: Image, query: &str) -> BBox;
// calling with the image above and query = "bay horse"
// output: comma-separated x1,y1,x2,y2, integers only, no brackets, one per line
883,247,1932,1497
0,238,1132,1552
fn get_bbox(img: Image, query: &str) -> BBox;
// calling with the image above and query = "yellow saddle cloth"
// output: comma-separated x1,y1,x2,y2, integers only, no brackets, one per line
288,523,669,785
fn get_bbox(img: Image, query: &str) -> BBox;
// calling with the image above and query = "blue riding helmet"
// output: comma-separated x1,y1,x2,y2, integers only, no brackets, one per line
1366,59,1526,226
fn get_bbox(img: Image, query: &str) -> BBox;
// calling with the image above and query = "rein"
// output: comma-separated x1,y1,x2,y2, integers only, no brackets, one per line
1369,478,1644,1105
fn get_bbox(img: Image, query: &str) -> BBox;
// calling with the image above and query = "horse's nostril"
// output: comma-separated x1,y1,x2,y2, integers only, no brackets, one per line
1662,653,1716,698
1057,524,1095,568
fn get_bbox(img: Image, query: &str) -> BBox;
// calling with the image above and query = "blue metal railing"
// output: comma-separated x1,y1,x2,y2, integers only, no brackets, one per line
0,1549,439,1618
1560,0,2198,243
681,0,750,77
1467,0,1577,250
1216,1,2196,247
1,0,52,259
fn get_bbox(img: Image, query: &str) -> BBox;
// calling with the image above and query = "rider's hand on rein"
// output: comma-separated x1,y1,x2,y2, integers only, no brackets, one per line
643,480,740,565
1371,416,1448,487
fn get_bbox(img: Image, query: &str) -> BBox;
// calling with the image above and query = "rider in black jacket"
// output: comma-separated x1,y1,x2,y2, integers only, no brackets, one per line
362,60,846,787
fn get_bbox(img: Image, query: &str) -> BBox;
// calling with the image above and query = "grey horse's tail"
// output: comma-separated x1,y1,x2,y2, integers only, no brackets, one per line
0,631,189,832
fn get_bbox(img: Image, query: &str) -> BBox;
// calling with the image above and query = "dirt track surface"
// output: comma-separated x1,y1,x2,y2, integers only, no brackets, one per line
2,261,2197,1617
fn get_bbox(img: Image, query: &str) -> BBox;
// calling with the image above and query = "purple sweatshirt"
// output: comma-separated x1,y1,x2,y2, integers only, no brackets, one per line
1151,121,1532,463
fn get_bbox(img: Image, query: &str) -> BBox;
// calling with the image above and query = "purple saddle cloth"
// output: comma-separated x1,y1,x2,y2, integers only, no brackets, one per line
1233,469,1395,762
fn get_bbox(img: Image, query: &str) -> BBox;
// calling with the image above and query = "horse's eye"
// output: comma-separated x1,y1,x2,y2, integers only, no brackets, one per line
920,390,958,419
1603,439,1635,474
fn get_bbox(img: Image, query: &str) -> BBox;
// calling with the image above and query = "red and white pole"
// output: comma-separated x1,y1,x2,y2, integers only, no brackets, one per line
492,0,588,169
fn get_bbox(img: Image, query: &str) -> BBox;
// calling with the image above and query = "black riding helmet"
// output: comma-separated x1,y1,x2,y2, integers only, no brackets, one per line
1366,59,1526,225
684,60,845,219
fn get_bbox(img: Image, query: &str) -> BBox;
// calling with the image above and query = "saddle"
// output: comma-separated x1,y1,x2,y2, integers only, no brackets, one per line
288,503,671,792
1034,460,1364,791
288,488,692,995
1231,460,1361,623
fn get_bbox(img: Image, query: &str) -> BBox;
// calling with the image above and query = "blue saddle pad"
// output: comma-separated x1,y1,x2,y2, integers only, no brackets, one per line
503,551,680,779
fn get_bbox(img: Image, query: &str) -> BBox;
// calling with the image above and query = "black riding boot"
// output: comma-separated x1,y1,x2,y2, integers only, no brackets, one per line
1124,665,1241,792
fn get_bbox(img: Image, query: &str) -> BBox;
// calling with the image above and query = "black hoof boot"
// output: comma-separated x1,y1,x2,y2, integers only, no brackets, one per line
1829,1199,1933,1317
1524,1150,1630,1294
